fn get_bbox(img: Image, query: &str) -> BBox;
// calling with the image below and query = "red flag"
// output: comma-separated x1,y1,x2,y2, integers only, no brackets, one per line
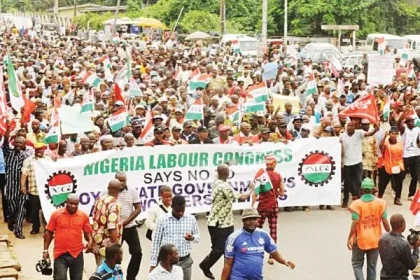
338,93,379,124
114,83,125,104
21,94,36,124
410,189,420,215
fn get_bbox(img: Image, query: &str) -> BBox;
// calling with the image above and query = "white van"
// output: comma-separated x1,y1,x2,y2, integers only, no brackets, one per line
220,34,259,57
364,33,406,52
403,35,420,51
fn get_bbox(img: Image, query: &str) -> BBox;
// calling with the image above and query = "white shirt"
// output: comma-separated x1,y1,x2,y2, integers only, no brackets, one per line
340,130,365,166
147,264,183,280
145,202,171,231
402,125,420,158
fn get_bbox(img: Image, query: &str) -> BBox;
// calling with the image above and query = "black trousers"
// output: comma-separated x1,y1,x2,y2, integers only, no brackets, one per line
403,156,419,197
378,167,405,199
29,193,41,231
0,174,6,222
200,225,234,271
121,226,142,280
53,252,83,280
343,163,363,203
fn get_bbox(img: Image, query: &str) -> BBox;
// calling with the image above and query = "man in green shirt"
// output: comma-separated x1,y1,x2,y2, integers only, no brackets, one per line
199,164,254,279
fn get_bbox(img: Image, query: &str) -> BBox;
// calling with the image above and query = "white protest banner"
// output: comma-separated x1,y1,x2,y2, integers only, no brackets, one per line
59,105,94,134
34,138,341,221
367,54,395,85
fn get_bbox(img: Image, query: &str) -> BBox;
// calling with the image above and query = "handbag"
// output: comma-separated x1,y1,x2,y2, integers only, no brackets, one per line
146,204,168,241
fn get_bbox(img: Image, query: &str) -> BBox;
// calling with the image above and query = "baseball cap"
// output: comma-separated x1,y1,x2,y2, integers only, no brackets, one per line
183,121,193,128
114,100,124,106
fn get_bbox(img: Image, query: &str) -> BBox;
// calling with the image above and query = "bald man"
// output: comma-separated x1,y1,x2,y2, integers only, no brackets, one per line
92,179,123,265
379,214,419,279
44,194,94,280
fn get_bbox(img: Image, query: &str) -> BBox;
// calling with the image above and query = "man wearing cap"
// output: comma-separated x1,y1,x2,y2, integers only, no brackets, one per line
290,115,303,139
251,155,285,264
189,126,213,144
213,126,234,144
169,125,189,145
347,178,390,280
15,142,49,239
200,164,255,279
145,125,171,146
181,121,197,143
221,208,295,280
397,106,420,201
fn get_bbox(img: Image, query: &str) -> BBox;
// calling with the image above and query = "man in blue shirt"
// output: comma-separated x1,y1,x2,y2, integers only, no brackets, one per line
221,208,296,280
90,244,124,280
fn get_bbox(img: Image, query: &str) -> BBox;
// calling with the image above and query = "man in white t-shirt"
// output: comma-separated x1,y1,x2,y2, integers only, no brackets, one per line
397,112,420,201
340,120,379,208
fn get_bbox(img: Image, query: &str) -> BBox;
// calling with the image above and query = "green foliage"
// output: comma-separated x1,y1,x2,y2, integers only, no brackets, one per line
75,12,114,30
5,0,420,39
126,0,142,14
179,10,219,33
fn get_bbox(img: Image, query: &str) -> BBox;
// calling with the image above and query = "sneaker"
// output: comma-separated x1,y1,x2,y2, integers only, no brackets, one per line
394,198,403,206
408,196,414,201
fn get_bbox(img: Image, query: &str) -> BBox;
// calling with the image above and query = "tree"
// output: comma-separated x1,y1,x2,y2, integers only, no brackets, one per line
179,10,219,33
126,0,141,14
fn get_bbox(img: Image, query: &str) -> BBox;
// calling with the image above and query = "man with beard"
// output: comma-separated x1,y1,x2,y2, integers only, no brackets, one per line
90,244,124,280
221,208,295,280
148,244,183,280
26,119,45,145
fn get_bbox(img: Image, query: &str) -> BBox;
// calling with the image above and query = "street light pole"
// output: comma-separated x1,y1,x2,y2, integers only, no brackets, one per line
261,0,267,46
220,0,225,35
284,0,288,48
113,0,121,36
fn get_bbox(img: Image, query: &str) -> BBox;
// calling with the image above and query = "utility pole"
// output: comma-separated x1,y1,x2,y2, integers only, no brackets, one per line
220,0,225,35
113,0,121,35
54,0,58,23
73,0,77,20
284,0,288,48
261,0,267,46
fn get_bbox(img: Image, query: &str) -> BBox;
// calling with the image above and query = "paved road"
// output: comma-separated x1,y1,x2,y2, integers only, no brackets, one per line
11,186,418,280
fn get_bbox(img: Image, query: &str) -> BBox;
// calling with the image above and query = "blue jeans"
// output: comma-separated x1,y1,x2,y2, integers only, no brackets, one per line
352,244,378,280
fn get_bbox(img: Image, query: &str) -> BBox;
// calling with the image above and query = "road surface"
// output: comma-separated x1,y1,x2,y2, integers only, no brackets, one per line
8,186,418,280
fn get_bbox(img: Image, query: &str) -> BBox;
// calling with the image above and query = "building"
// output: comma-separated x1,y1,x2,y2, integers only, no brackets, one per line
47,3,127,19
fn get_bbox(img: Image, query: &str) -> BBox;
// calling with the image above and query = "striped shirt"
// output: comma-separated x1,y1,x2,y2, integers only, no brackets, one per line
147,264,183,280
150,213,200,266
2,137,29,197
89,261,123,280
21,156,39,195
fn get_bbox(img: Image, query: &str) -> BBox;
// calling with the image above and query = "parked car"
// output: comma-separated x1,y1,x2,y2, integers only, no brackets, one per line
301,43,343,63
